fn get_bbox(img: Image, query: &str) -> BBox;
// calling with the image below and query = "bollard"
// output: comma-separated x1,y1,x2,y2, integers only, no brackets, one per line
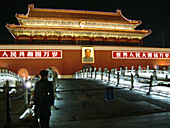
147,75,153,95
116,72,119,87
25,89,29,107
125,67,128,74
166,74,168,80
115,68,117,74
101,71,103,81
78,71,80,79
131,66,134,73
104,68,107,73
152,70,158,85
107,70,110,83
130,73,134,90
5,80,11,124
95,70,97,80
83,69,85,78
138,66,141,73
135,69,139,78
147,65,149,73
153,70,157,80
86,69,88,79
111,68,114,75
120,67,122,75
168,66,170,77
91,71,93,79
79,70,82,78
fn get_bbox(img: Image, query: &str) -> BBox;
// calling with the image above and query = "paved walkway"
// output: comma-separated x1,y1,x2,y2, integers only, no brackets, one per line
49,79,170,128
11,79,170,127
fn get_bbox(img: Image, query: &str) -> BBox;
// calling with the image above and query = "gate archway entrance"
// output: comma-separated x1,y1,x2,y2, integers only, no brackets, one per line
46,66,60,81
82,64,94,71
18,68,29,79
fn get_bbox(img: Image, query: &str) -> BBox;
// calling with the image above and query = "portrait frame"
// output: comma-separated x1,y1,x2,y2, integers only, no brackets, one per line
82,47,94,63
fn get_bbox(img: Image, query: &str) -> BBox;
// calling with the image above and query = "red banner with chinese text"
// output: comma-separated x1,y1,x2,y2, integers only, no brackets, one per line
0,50,62,59
112,51,170,59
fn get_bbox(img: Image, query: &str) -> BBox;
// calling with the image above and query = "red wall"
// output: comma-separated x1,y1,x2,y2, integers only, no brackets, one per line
0,49,170,76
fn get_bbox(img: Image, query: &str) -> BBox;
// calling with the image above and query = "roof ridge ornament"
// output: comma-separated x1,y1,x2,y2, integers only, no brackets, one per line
116,9,122,15
28,4,34,10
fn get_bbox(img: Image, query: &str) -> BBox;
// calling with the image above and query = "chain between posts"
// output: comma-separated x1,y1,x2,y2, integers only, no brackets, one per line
1,80,26,127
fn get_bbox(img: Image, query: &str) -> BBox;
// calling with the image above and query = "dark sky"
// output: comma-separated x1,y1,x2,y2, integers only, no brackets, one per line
0,0,169,47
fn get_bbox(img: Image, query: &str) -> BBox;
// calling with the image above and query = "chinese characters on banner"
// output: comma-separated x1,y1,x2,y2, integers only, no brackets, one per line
0,50,62,59
112,51,170,59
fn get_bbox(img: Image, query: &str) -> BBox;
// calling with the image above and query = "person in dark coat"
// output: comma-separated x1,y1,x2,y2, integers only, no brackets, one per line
34,70,54,128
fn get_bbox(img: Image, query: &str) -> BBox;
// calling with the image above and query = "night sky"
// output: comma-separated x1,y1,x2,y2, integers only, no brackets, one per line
0,0,169,48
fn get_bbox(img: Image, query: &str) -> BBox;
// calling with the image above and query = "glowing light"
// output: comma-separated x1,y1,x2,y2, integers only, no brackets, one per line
58,75,61,79
25,81,32,88
32,83,35,87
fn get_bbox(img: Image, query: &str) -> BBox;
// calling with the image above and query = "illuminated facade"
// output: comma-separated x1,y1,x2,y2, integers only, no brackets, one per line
6,4,151,46
1,4,169,78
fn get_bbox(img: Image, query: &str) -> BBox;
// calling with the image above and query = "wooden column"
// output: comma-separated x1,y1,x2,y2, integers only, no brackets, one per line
72,36,75,43
15,35,18,43
58,36,61,42
30,35,33,43
91,37,94,43
44,35,47,42
129,38,132,45
140,39,143,45
105,37,107,44
117,37,120,44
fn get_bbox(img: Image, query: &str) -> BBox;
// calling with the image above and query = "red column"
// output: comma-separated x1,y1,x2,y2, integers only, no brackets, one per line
15,35,18,43
141,39,143,45
91,37,94,43
72,36,75,43
129,38,132,45
30,35,33,43
118,37,120,44
58,36,61,42
105,37,107,44
44,35,47,42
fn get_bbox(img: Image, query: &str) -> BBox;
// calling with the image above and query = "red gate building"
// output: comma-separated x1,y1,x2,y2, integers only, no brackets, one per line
0,4,169,78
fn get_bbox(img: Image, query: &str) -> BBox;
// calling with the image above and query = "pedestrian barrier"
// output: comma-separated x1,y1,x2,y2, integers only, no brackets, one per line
75,65,170,97
0,79,28,127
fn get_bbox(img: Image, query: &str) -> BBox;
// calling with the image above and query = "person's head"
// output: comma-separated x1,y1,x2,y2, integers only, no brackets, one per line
85,49,91,58
39,70,48,80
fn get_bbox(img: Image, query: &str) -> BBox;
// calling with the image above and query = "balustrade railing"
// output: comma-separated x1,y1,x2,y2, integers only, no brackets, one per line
0,69,23,82
74,65,170,96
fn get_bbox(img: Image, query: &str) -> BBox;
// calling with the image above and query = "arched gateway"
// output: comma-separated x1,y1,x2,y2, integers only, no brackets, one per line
18,68,29,78
82,64,94,71
0,4,169,78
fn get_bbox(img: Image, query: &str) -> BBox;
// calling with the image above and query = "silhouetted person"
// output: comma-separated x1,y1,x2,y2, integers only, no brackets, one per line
34,70,54,128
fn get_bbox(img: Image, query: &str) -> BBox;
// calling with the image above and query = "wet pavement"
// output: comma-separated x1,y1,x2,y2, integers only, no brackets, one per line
49,79,170,128
4,78,170,128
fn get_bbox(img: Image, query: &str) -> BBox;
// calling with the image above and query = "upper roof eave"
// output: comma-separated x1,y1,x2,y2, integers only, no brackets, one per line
16,14,141,25
15,4,141,25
